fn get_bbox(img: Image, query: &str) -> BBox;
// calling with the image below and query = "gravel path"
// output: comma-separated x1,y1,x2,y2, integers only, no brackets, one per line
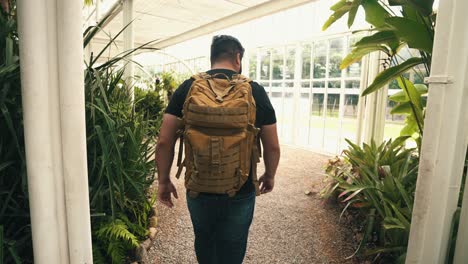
148,145,359,264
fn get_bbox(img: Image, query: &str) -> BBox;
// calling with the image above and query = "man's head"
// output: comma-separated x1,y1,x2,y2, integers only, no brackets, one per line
210,35,245,73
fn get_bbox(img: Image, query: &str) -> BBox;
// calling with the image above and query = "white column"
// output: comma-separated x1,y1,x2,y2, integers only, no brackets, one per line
362,51,386,144
355,55,369,146
17,1,65,262
57,0,94,263
406,0,468,262
17,0,93,263
123,0,135,100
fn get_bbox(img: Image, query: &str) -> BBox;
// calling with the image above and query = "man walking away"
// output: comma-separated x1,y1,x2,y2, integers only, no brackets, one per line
156,35,280,264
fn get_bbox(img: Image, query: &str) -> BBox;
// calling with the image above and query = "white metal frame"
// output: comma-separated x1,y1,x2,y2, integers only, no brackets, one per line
151,0,317,49
406,0,468,262
17,0,93,263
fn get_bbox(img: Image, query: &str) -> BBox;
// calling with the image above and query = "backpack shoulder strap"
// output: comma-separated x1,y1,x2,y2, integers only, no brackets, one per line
230,74,251,84
192,72,211,81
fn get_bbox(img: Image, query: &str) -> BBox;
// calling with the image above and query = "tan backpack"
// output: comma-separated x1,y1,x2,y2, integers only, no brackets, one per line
175,72,261,197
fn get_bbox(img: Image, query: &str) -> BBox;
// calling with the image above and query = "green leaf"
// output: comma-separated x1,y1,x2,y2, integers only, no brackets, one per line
400,120,418,136
391,102,412,115
389,91,409,102
393,177,413,211
397,77,423,110
389,136,411,150
323,0,353,31
348,0,362,28
388,0,406,5
346,209,377,259
407,0,434,16
389,83,428,102
363,246,407,255
341,46,388,69
354,31,400,54
331,0,348,11
386,17,433,53
361,0,390,28
414,84,428,94
362,57,424,96
397,77,424,129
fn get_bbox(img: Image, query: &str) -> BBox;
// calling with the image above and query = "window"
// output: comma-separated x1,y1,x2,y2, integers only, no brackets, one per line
272,48,284,80
249,51,257,79
260,50,270,80
247,34,363,154
313,41,327,79
329,38,344,78
285,46,295,80
301,44,311,79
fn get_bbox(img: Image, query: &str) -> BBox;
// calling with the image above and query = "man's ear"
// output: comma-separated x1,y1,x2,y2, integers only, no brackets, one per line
236,53,241,66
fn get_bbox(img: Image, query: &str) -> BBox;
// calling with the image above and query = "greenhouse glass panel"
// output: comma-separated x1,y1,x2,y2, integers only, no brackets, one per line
260,50,270,80
270,91,283,137
384,96,405,144
326,94,340,118
249,51,257,79
313,41,327,79
329,38,344,78
345,80,360,89
282,92,295,143
346,35,362,78
328,81,341,89
312,81,325,88
285,46,295,80
272,48,284,80
309,93,325,149
340,94,359,150
297,92,311,145
346,63,361,78
302,44,311,79
324,94,341,153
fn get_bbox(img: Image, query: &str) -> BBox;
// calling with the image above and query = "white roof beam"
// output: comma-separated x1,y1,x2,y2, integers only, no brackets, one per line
152,0,316,49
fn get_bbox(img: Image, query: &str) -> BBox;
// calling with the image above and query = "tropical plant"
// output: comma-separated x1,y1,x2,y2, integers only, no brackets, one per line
321,1,437,260
323,0,436,148
84,16,158,263
446,148,468,263
134,87,165,137
0,3,33,263
322,137,419,262
155,71,188,102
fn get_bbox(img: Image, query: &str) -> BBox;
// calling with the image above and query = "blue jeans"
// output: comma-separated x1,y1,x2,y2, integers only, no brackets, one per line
186,191,256,264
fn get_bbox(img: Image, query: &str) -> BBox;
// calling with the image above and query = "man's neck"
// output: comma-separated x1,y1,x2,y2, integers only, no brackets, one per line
211,63,238,73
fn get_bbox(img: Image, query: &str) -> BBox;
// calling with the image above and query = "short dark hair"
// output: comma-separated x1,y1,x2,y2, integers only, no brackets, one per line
210,35,245,65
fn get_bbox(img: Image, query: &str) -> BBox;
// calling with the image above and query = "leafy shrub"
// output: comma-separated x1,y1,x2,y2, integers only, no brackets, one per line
0,4,161,263
84,20,158,263
321,137,418,263
134,87,165,137
0,4,33,263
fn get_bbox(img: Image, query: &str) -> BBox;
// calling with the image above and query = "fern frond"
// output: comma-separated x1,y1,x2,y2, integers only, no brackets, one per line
107,240,126,263
95,219,139,248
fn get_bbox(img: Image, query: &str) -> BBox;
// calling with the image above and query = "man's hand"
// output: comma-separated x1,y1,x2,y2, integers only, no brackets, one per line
258,124,280,194
158,181,179,208
259,173,275,194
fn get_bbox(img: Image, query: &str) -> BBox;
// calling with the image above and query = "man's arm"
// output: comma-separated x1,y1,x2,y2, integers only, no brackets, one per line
258,123,280,194
155,114,181,207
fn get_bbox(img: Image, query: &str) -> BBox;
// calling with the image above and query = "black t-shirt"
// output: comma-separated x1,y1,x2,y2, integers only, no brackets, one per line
165,69,277,194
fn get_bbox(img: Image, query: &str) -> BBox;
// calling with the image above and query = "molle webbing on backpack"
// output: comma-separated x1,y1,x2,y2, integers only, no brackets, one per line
175,72,260,197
